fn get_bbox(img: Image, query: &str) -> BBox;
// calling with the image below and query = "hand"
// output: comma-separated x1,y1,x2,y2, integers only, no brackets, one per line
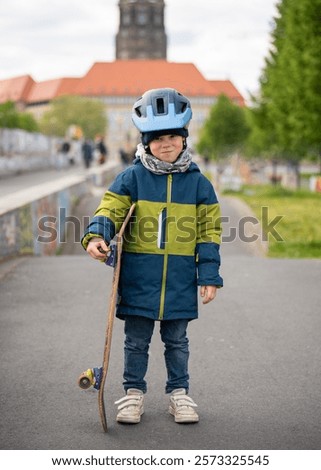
86,238,109,261
200,285,217,304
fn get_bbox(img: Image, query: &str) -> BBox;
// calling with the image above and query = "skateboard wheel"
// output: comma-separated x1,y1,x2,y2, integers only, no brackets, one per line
79,376,92,389
78,369,94,389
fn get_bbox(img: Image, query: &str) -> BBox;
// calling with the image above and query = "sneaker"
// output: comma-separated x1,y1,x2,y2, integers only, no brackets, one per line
115,388,144,424
169,388,199,423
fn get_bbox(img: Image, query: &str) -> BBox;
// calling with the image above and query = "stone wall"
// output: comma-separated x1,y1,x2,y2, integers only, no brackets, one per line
0,162,121,260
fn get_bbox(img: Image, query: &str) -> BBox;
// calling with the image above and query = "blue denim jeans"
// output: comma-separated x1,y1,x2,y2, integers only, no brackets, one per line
123,315,190,394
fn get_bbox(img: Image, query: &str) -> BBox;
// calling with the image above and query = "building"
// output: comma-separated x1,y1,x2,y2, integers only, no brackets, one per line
0,0,245,156
116,0,167,60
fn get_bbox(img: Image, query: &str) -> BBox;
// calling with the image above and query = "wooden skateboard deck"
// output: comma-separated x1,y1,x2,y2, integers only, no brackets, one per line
78,203,136,432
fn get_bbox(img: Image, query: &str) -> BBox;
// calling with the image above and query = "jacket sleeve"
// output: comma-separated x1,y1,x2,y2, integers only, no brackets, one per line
81,170,133,250
195,175,223,287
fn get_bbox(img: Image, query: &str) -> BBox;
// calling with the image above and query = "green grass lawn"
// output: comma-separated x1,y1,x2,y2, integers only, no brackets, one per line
225,185,321,258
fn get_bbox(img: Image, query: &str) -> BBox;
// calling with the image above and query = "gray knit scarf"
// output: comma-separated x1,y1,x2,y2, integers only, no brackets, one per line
135,143,192,175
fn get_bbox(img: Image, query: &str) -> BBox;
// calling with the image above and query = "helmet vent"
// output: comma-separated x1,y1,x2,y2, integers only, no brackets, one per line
135,106,142,117
156,98,165,114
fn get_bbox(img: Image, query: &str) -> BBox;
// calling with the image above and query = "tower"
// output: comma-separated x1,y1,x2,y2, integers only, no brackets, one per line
116,0,167,60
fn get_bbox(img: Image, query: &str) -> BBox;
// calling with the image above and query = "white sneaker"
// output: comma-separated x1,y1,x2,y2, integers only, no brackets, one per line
115,388,144,424
169,388,199,423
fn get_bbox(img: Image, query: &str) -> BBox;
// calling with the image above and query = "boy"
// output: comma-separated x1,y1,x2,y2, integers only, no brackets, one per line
81,88,223,424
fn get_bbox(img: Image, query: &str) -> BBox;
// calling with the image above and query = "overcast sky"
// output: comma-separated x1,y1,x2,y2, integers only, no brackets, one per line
0,0,277,100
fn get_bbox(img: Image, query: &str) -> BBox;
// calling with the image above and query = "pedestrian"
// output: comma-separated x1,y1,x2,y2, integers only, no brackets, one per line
96,137,108,165
81,88,223,424
61,140,71,155
81,139,93,169
119,148,129,168
55,140,70,170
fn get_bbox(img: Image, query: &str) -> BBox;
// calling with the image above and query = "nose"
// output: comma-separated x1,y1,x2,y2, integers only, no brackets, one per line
161,137,171,147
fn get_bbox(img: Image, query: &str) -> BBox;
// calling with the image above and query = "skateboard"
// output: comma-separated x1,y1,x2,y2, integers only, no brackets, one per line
78,203,136,432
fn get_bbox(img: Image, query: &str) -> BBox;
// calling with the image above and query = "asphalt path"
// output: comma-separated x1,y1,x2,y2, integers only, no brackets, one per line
0,166,86,198
0,193,321,450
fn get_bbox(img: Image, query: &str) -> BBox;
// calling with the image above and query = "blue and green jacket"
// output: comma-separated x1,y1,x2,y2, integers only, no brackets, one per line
82,159,223,321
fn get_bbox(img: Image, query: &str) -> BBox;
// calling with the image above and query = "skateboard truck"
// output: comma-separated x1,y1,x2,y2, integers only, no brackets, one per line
78,367,103,390
105,242,117,268
97,243,117,268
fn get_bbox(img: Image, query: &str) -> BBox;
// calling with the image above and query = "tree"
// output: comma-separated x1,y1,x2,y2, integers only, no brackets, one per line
0,101,38,132
243,102,271,158
251,0,321,181
39,95,107,139
196,94,249,160
18,112,39,132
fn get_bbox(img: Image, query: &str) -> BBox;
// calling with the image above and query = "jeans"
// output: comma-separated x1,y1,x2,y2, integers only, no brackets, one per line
123,315,190,394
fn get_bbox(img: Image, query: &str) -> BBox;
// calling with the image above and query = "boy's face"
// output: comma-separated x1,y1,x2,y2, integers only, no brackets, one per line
149,134,184,163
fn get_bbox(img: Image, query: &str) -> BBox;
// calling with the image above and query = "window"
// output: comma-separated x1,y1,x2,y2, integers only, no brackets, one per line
136,8,148,25
122,12,131,25
153,8,162,25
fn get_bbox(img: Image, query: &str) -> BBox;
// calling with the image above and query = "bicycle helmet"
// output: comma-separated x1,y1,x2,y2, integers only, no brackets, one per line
132,88,192,144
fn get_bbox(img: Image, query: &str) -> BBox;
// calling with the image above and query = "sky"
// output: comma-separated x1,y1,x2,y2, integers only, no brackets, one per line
0,0,278,100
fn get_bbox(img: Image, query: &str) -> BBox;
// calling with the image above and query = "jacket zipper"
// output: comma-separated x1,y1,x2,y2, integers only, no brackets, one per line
158,174,172,320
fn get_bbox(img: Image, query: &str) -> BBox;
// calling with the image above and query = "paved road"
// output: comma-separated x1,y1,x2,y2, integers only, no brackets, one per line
0,189,321,450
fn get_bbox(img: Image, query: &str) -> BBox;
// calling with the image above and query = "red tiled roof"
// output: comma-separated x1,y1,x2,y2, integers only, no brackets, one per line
0,61,245,105
76,60,217,97
27,77,81,103
0,75,35,104
209,80,245,106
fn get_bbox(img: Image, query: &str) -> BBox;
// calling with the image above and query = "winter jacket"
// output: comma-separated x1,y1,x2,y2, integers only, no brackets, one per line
82,159,223,321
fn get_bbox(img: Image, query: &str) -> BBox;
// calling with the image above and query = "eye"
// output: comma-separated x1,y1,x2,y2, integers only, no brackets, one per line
151,136,161,143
